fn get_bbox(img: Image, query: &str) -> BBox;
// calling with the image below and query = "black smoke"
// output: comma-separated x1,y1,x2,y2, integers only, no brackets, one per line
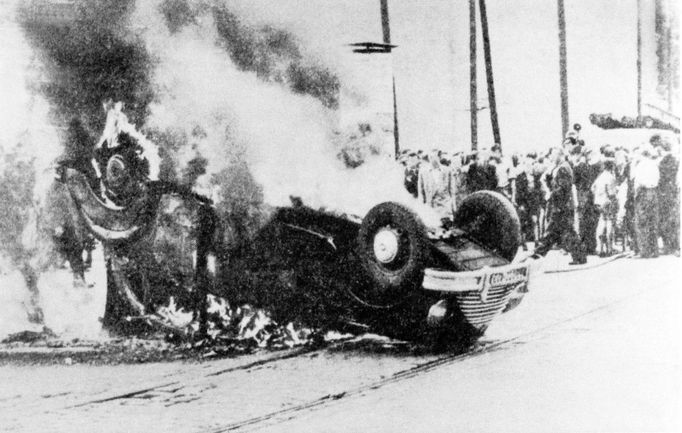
20,0,154,136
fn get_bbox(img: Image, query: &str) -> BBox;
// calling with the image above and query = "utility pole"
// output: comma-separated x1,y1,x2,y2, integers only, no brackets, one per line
666,14,673,112
557,0,569,138
380,0,400,157
637,0,642,122
478,0,501,150
469,0,478,151
380,0,391,46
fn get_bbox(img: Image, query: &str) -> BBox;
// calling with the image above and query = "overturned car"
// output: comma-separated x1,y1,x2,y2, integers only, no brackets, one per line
223,191,536,343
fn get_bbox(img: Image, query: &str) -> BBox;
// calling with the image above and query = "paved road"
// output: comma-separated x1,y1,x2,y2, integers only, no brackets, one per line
1,255,679,432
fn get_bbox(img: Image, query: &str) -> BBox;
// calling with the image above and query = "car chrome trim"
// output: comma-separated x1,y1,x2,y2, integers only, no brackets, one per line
422,261,534,293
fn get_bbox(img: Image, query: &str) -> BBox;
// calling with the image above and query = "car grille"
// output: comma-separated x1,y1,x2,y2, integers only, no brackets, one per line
453,283,519,329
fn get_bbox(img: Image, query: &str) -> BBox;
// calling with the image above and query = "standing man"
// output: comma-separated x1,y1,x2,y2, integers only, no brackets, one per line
570,146,600,255
491,144,511,197
418,151,454,219
403,151,420,198
466,148,498,192
632,145,661,258
533,146,585,264
615,148,637,253
655,138,679,255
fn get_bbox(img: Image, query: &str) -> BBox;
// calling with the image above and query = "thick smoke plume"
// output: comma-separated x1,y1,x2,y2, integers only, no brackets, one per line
131,0,440,225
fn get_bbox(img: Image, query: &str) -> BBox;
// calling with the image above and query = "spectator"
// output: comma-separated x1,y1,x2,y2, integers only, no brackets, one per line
510,153,533,242
534,146,585,264
570,146,600,255
491,144,512,197
528,153,547,242
592,158,619,256
418,151,454,219
615,148,637,253
466,148,498,192
654,137,679,255
450,152,468,210
403,151,420,198
632,145,660,258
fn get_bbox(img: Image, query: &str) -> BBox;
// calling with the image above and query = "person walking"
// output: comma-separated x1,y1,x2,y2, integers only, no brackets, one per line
533,146,585,264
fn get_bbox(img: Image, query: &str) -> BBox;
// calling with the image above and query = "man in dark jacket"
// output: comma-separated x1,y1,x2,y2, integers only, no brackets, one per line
655,139,679,254
570,146,600,255
466,149,498,192
534,146,585,264
403,152,420,198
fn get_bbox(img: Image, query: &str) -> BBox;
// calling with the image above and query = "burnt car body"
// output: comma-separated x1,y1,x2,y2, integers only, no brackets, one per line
221,193,537,342
55,104,536,342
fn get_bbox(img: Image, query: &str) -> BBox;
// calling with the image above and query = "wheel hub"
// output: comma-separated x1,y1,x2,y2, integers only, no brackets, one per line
373,228,400,264
106,154,129,194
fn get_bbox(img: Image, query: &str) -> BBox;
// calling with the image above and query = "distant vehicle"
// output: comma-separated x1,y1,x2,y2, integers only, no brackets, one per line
582,127,679,152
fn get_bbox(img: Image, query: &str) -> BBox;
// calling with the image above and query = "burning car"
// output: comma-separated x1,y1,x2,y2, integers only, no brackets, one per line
55,102,537,344
223,191,537,343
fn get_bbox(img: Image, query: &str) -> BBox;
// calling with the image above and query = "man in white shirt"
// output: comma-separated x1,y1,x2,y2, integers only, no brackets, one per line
418,151,454,219
631,145,660,258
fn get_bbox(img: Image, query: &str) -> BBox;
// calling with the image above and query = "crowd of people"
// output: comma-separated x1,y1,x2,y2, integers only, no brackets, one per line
399,127,680,263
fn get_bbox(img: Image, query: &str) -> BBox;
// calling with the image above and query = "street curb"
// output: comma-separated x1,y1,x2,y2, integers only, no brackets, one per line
543,252,634,274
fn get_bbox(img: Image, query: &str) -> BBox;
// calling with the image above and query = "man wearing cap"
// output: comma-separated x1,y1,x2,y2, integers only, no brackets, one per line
534,146,585,264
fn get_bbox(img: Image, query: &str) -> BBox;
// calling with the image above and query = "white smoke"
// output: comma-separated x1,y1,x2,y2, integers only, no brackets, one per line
37,248,108,339
0,3,107,341
0,255,41,338
0,4,61,200
131,1,441,226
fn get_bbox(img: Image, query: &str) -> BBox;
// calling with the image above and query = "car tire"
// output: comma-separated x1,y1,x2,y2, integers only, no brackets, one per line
453,190,522,261
356,202,429,307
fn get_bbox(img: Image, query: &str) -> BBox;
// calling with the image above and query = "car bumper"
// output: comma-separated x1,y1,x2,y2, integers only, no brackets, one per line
422,260,541,330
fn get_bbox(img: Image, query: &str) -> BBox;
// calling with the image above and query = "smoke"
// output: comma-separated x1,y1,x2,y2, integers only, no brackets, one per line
131,0,441,224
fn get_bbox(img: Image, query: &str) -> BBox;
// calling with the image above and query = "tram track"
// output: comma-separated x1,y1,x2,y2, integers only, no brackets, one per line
205,272,674,432
15,256,671,433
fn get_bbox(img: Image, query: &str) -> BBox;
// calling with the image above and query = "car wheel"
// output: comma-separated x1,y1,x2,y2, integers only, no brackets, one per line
453,190,522,261
356,202,429,307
